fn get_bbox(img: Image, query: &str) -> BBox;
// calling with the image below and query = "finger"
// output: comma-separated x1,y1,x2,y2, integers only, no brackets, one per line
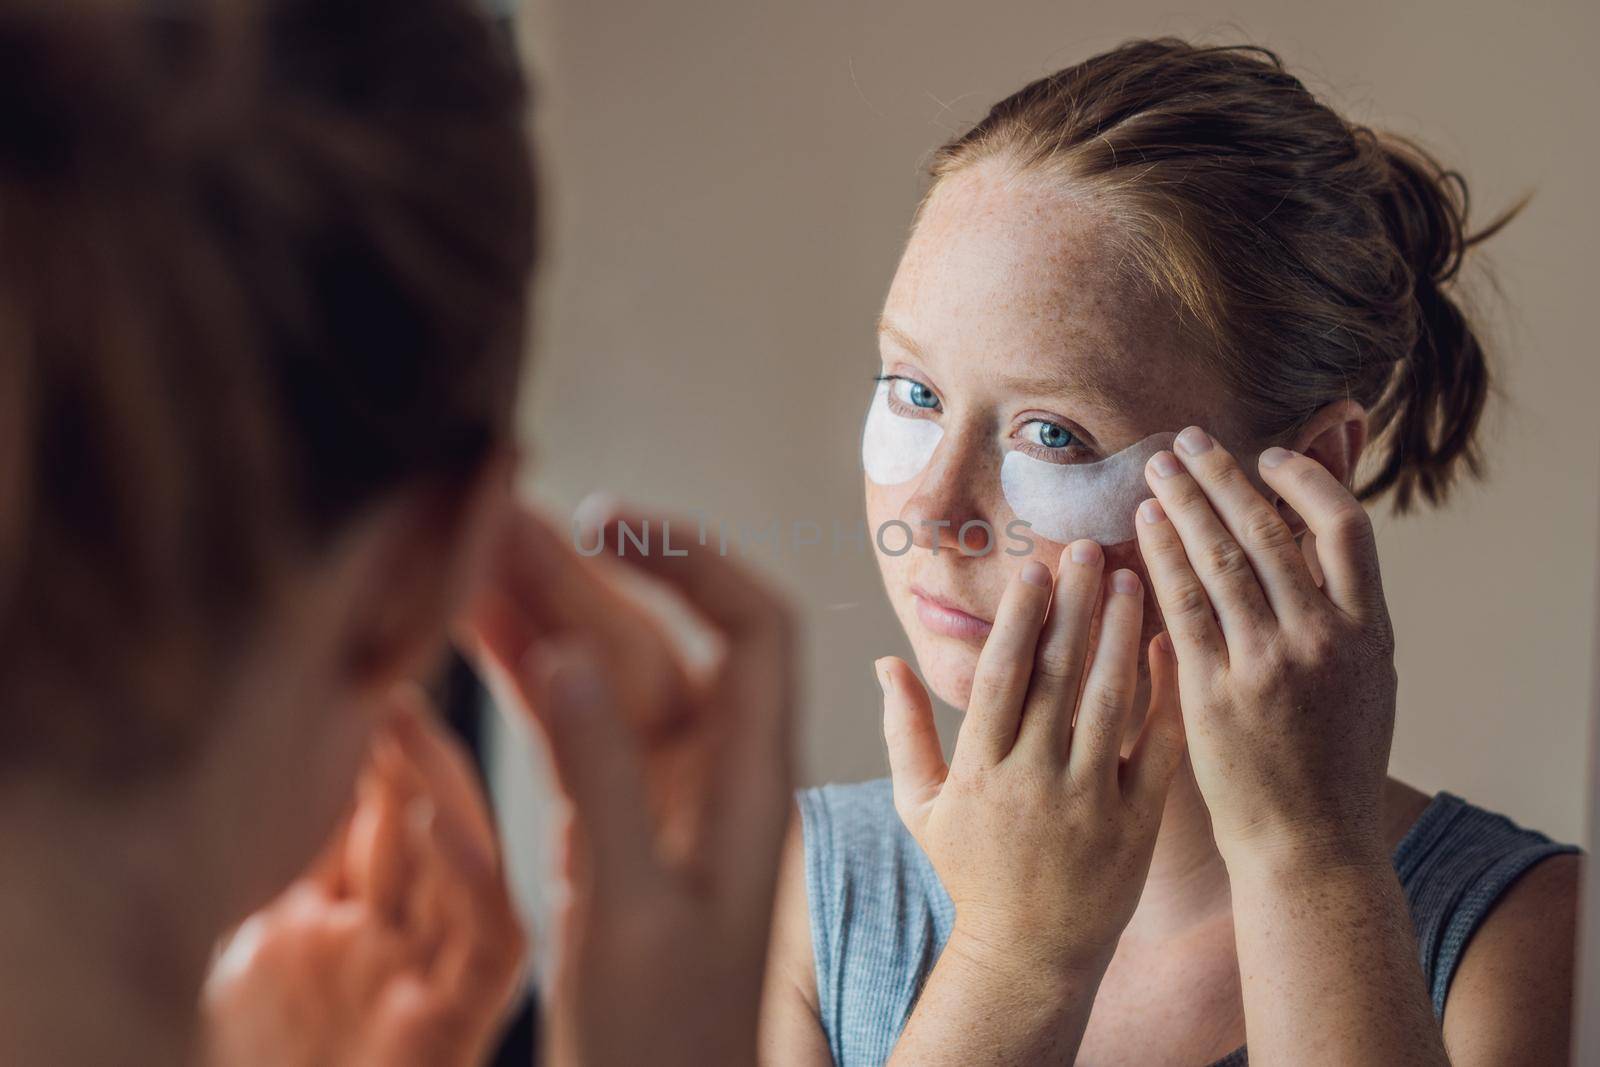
304,808,356,899
583,501,791,648
468,504,632,643
583,500,798,773
462,504,696,736
949,559,1055,771
1134,495,1228,669
1145,445,1274,645
1167,427,1321,623
1067,569,1145,783
877,656,947,834
1014,540,1105,764
420,796,527,1010
402,794,449,952
346,756,412,926
386,685,501,869
1125,632,1187,812
524,639,656,894
1258,447,1388,625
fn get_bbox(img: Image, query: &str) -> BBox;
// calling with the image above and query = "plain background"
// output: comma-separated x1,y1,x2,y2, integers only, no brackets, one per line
488,0,1597,987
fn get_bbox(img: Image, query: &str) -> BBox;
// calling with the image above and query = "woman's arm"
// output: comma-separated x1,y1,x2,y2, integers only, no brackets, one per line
1440,852,1580,1065
757,815,833,1066
1134,428,1453,1065
1226,852,1443,1064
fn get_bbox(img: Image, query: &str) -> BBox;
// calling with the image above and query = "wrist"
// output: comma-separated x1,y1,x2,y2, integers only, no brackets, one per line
1222,831,1391,893
943,914,1111,996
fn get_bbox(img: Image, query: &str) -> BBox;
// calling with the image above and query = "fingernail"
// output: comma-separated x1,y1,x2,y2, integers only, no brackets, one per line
1176,426,1213,455
542,644,605,713
873,658,895,696
406,795,437,835
1020,560,1052,587
1149,451,1182,478
1155,631,1173,654
1139,497,1166,525
1069,539,1100,565
1260,446,1296,468
1111,569,1140,596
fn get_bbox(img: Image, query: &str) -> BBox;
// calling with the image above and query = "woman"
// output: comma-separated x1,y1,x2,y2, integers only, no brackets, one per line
759,39,1581,1065
0,1,796,1064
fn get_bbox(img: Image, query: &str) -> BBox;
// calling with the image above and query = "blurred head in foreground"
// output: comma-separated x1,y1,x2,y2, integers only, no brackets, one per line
0,0,534,934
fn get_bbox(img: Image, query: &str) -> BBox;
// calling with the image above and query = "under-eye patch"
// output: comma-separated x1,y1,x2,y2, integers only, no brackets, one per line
861,379,944,486
1000,432,1177,545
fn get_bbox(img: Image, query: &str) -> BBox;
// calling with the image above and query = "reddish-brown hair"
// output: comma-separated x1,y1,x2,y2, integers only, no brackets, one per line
0,0,535,780
927,38,1516,513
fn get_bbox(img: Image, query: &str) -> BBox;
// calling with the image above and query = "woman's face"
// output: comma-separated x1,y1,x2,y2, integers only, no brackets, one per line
866,160,1245,721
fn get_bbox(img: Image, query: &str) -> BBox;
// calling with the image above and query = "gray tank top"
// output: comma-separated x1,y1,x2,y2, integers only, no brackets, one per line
799,778,1578,1066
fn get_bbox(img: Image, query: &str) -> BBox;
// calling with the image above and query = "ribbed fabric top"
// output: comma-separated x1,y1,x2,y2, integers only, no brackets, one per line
799,778,1578,1067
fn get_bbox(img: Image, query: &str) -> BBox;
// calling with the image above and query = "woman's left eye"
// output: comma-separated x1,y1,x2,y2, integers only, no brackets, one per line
1020,419,1079,450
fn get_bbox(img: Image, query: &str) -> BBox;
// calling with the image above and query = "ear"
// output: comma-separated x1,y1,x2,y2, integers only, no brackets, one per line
1273,399,1368,536
334,447,517,699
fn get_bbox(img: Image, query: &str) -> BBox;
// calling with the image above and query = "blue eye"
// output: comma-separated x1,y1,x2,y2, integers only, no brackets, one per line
884,376,941,412
1021,419,1079,450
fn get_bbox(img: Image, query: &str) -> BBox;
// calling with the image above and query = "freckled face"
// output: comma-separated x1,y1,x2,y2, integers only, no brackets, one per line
866,160,1240,727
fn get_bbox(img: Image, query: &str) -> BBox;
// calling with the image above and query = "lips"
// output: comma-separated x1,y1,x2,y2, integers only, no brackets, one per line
910,584,994,641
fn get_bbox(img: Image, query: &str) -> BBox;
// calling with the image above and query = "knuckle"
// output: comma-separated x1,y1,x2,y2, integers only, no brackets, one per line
1327,502,1374,544
1301,623,1340,660
1034,642,1082,682
1202,536,1250,578
1210,458,1252,493
1169,580,1212,621
1291,462,1327,492
1085,679,1131,722
1242,510,1296,553
968,674,1016,712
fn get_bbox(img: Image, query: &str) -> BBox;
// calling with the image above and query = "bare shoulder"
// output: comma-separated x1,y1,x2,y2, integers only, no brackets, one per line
1439,827,1581,1065
758,804,830,1065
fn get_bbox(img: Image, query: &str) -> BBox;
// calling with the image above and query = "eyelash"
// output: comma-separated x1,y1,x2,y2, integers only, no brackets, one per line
872,373,1095,464
875,374,941,416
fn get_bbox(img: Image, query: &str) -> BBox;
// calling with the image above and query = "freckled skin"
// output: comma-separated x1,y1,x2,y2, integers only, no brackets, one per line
867,159,1254,728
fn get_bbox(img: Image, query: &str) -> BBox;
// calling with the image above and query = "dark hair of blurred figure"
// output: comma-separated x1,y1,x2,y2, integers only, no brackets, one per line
0,0,533,778
0,2,534,1057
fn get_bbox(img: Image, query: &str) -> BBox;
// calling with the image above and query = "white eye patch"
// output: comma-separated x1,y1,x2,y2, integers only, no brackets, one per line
862,380,944,485
1001,432,1178,545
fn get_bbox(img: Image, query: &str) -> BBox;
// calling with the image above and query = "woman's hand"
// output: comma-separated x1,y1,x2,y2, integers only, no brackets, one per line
466,503,796,1067
1135,427,1398,873
883,544,1186,1065
1135,426,1449,1066
197,689,525,1067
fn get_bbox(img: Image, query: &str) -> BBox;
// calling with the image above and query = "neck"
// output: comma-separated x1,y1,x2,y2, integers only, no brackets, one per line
1120,754,1235,945
0,774,225,1066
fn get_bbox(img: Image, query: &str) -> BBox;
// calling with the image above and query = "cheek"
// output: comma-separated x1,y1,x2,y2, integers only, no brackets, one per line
864,478,897,529
865,480,907,574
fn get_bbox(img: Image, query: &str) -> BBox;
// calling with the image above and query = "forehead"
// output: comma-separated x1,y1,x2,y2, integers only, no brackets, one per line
882,160,1223,436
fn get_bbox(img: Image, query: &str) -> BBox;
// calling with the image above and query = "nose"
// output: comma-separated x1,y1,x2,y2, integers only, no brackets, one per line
899,429,996,554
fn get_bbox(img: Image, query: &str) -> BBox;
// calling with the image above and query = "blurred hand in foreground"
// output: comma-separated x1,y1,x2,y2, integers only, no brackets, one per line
198,687,524,1067
467,502,797,1067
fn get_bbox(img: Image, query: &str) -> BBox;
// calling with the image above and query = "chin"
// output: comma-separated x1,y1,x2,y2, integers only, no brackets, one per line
908,637,979,712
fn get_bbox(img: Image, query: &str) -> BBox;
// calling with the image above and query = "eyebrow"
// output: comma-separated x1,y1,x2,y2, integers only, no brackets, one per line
875,315,1134,416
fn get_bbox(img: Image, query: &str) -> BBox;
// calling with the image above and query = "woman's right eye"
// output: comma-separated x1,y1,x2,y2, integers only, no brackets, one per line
887,376,941,412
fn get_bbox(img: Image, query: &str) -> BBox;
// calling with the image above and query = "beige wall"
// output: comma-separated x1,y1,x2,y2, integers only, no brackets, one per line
493,0,1597,919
